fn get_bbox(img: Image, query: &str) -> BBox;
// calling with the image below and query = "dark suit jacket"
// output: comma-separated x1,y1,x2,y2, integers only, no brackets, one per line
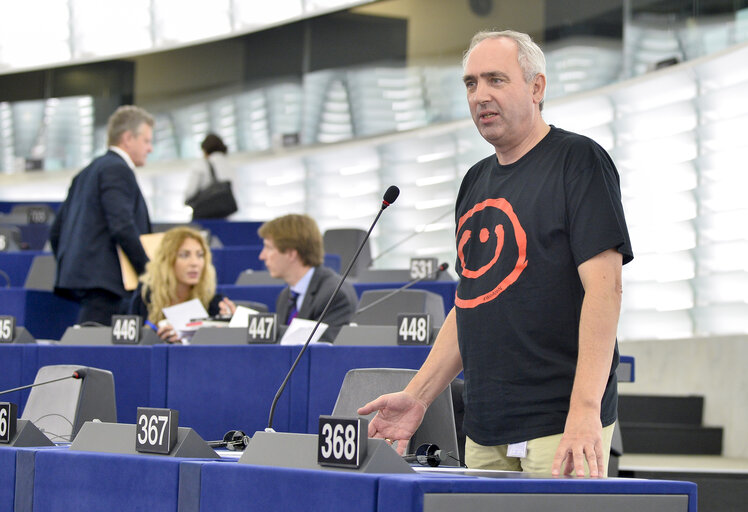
275,266,358,341
50,150,151,298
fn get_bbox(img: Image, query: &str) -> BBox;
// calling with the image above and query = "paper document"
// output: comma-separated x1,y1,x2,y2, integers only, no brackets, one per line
163,298,209,341
279,318,328,345
228,305,261,328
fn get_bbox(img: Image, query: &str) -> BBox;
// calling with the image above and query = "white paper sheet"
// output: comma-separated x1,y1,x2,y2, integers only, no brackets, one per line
228,305,260,328
279,318,328,345
163,298,209,339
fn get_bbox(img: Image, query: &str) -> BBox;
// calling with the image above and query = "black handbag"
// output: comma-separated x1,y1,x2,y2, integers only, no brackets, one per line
185,160,238,219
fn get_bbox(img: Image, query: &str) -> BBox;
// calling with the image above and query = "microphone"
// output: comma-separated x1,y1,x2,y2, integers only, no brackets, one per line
266,186,400,431
381,185,399,208
355,262,449,315
0,368,87,396
403,443,445,467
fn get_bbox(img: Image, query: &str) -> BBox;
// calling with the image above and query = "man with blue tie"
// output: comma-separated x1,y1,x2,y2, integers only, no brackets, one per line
258,214,357,341
50,105,154,325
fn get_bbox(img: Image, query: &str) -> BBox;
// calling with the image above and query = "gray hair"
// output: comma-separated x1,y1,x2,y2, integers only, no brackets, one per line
462,30,546,110
107,105,155,146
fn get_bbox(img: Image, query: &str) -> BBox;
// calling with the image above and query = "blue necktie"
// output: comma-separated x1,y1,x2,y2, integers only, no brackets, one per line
286,290,299,325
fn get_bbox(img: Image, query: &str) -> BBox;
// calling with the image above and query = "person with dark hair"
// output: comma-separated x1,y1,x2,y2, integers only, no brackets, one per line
258,214,358,341
50,105,154,325
358,30,633,478
184,132,233,211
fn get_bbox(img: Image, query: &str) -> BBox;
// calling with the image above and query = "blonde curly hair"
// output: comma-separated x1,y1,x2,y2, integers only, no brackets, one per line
139,226,216,324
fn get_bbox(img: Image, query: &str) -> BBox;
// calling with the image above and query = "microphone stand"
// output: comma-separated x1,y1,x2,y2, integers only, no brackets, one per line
0,371,84,397
266,187,399,431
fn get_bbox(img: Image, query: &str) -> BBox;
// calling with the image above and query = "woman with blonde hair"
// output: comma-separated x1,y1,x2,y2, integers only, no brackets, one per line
127,226,235,342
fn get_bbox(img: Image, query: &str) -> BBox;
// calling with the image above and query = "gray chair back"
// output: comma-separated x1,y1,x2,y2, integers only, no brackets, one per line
323,228,371,278
21,365,117,442
354,289,445,327
331,368,460,465
235,269,284,285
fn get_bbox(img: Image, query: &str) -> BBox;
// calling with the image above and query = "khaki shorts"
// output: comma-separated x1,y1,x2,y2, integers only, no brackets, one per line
465,422,616,476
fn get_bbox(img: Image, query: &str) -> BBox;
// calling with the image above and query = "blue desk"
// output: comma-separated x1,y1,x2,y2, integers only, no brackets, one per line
0,288,79,340
1,447,696,512
163,345,308,440
0,447,19,510
0,250,47,287
199,460,697,512
31,449,185,511
0,345,37,406
212,245,263,284
0,201,60,214
194,219,264,247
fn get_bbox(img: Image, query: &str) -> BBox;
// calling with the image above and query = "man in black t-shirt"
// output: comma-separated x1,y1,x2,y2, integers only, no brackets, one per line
359,30,632,477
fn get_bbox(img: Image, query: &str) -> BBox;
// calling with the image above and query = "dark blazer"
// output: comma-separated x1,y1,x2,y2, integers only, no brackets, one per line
275,266,358,341
50,150,151,298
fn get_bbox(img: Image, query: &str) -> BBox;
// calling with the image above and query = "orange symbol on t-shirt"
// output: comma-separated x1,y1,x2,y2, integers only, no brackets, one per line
455,197,528,309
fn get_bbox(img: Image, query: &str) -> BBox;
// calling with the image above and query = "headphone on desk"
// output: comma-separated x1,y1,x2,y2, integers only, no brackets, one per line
208,430,250,451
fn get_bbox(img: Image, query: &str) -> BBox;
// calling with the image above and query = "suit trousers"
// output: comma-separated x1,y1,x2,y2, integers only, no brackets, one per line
76,288,124,326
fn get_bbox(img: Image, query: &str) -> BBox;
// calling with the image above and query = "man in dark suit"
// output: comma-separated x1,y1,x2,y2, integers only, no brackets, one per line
258,214,357,341
50,105,154,325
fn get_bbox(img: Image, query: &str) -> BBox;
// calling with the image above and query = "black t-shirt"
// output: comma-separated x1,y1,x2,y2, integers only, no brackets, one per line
454,126,633,446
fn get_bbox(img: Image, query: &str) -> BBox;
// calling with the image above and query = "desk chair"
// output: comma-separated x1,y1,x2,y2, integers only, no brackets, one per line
323,228,371,278
354,289,446,327
21,365,117,442
331,368,461,466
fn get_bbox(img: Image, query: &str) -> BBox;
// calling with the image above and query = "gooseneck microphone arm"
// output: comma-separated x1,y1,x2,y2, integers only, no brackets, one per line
0,369,86,396
266,186,400,431
355,262,449,315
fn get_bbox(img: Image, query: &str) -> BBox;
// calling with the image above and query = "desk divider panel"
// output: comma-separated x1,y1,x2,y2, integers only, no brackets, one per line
199,459,383,512
164,345,308,441
0,251,43,287
31,449,185,511
211,246,264,284
0,345,37,408
216,284,283,312
0,289,79,341
0,447,19,511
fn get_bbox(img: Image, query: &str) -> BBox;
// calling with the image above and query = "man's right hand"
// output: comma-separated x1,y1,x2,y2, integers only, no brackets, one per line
357,391,428,455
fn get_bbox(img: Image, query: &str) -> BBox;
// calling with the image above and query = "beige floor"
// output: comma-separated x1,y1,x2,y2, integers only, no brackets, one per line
620,454,748,474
